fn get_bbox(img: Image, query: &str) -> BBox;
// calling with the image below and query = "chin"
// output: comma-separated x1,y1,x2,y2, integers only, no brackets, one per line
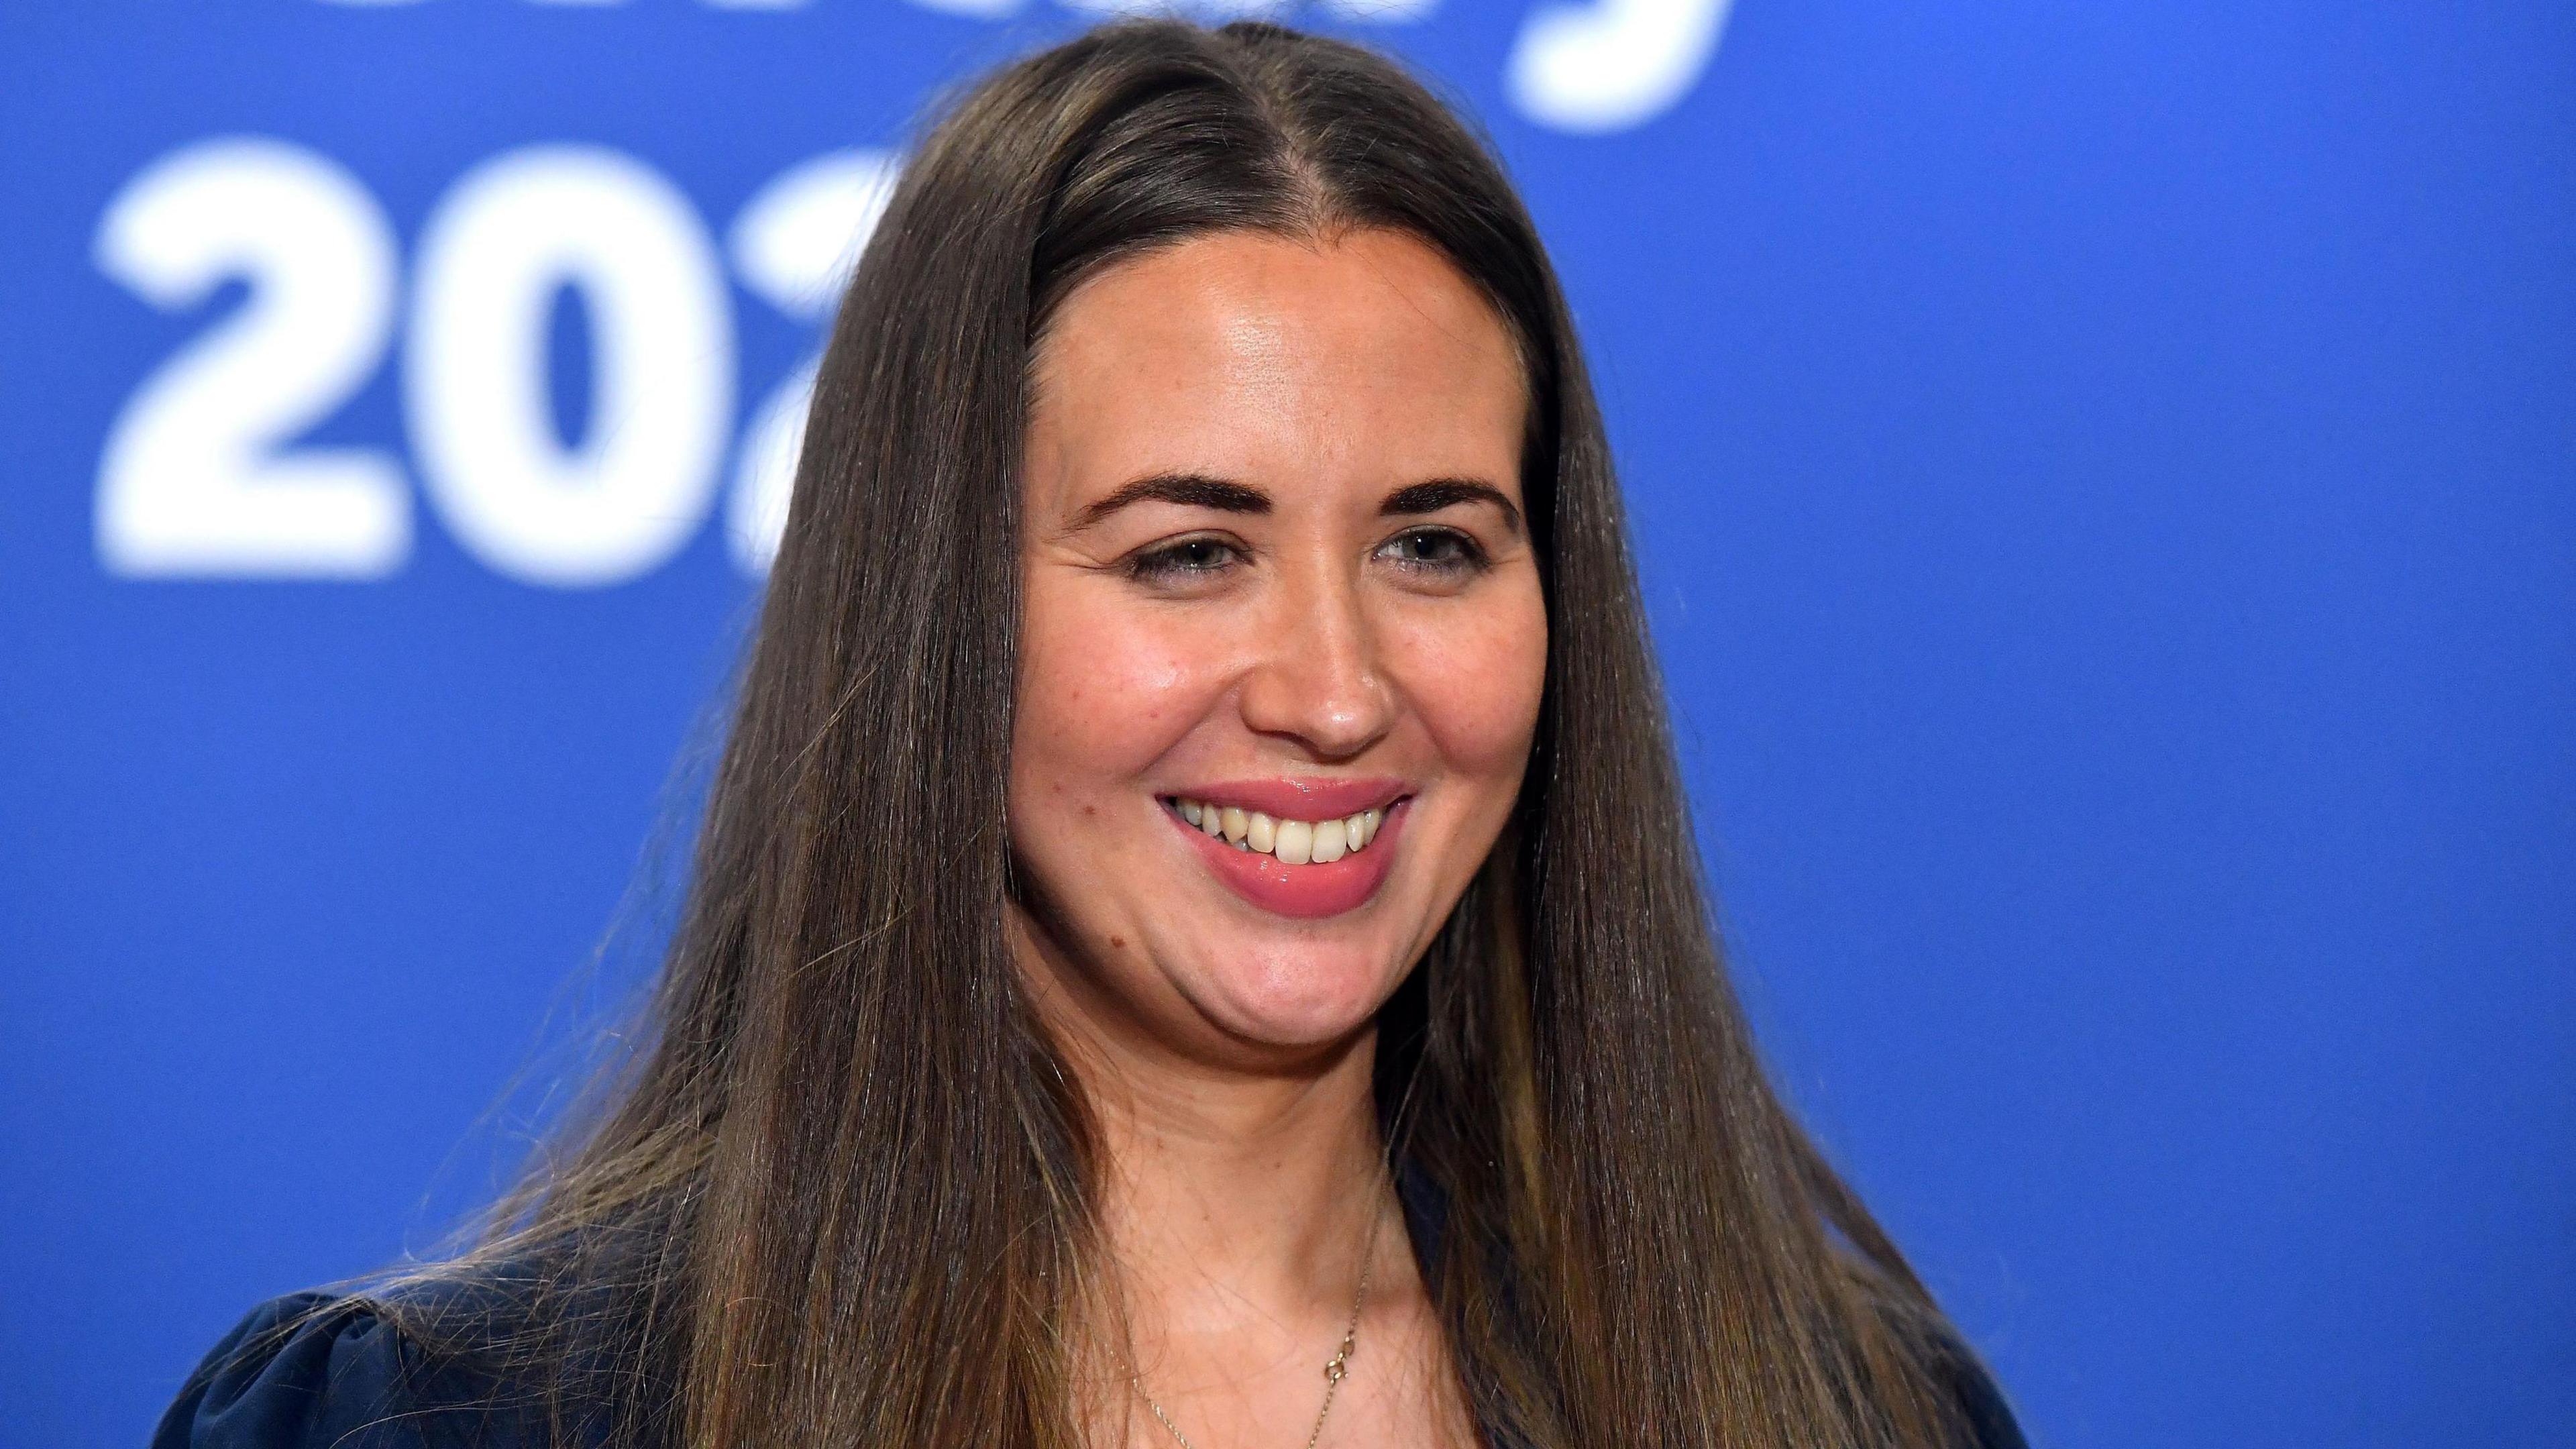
1191,943,1399,1049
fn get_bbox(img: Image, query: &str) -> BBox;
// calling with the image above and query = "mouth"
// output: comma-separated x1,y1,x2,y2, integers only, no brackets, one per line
1159,793,1401,864
1157,790,1414,919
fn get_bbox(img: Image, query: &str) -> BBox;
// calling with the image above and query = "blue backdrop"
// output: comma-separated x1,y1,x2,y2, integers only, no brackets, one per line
3,3,2569,1446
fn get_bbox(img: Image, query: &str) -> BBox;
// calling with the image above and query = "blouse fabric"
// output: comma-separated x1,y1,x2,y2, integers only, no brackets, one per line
155,1165,2029,1449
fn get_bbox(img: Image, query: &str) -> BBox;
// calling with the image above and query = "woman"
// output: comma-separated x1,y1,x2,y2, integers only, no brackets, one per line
158,16,2025,1449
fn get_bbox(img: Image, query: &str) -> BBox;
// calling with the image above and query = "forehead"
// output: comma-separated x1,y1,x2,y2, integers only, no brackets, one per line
1023,227,1527,518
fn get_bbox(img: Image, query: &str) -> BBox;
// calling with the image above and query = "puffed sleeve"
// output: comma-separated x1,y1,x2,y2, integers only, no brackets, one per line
1933,1335,2031,1449
150,1292,532,1449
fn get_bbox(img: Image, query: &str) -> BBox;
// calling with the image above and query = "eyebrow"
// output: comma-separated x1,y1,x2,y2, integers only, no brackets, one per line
1381,478,1523,537
1067,472,1268,533
1067,472,1523,537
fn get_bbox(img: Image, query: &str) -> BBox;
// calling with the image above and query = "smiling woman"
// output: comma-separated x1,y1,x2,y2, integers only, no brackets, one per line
155,15,2023,1449
1013,228,1547,1056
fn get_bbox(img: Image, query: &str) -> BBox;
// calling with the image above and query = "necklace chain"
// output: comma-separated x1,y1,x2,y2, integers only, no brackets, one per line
1124,1169,1388,1449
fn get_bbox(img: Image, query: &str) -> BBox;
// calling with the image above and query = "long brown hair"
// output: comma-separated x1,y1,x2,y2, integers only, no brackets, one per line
383,16,1990,1449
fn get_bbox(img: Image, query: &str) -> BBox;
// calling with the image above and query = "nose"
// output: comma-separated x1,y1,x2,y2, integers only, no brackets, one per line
1236,555,1397,761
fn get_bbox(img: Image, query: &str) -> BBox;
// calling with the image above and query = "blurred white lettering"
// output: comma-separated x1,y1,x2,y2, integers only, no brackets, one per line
407,148,735,588
311,0,1721,131
1507,0,1731,133
724,150,902,574
93,139,410,579
100,0,1721,585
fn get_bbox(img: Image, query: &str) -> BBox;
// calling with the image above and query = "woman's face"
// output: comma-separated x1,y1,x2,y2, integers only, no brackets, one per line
1010,227,1547,1069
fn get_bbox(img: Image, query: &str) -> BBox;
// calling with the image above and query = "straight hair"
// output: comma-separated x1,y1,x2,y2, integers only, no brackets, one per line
375,17,1990,1449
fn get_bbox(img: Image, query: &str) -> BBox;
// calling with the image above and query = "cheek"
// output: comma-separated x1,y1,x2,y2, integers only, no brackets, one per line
1386,582,1550,780
1011,580,1216,809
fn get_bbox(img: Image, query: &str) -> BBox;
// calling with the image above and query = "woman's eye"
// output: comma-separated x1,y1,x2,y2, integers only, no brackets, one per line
1378,527,1488,575
1128,536,1242,582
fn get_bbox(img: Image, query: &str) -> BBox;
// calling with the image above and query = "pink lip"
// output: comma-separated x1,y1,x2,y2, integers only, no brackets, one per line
1165,775,1410,820
1163,794,1413,920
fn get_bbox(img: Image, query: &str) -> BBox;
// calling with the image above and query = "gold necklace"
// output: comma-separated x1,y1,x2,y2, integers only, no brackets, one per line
1125,1181,1389,1449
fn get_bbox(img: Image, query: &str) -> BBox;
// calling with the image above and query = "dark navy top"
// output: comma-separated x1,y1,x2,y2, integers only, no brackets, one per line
156,1170,2029,1449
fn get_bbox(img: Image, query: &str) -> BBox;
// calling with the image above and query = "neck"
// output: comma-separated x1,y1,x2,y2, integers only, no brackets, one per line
1087,1022,1388,1309
1007,904,1404,1351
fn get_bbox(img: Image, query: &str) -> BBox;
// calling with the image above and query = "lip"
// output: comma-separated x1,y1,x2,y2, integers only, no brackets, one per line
1162,775,1411,820
1161,792,1413,920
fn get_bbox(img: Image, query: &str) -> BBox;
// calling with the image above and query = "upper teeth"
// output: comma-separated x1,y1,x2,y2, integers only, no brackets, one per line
1171,797,1388,865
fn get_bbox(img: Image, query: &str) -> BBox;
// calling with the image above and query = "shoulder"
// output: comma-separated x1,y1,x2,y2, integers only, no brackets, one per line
1927,1331,2030,1449
152,1283,564,1449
